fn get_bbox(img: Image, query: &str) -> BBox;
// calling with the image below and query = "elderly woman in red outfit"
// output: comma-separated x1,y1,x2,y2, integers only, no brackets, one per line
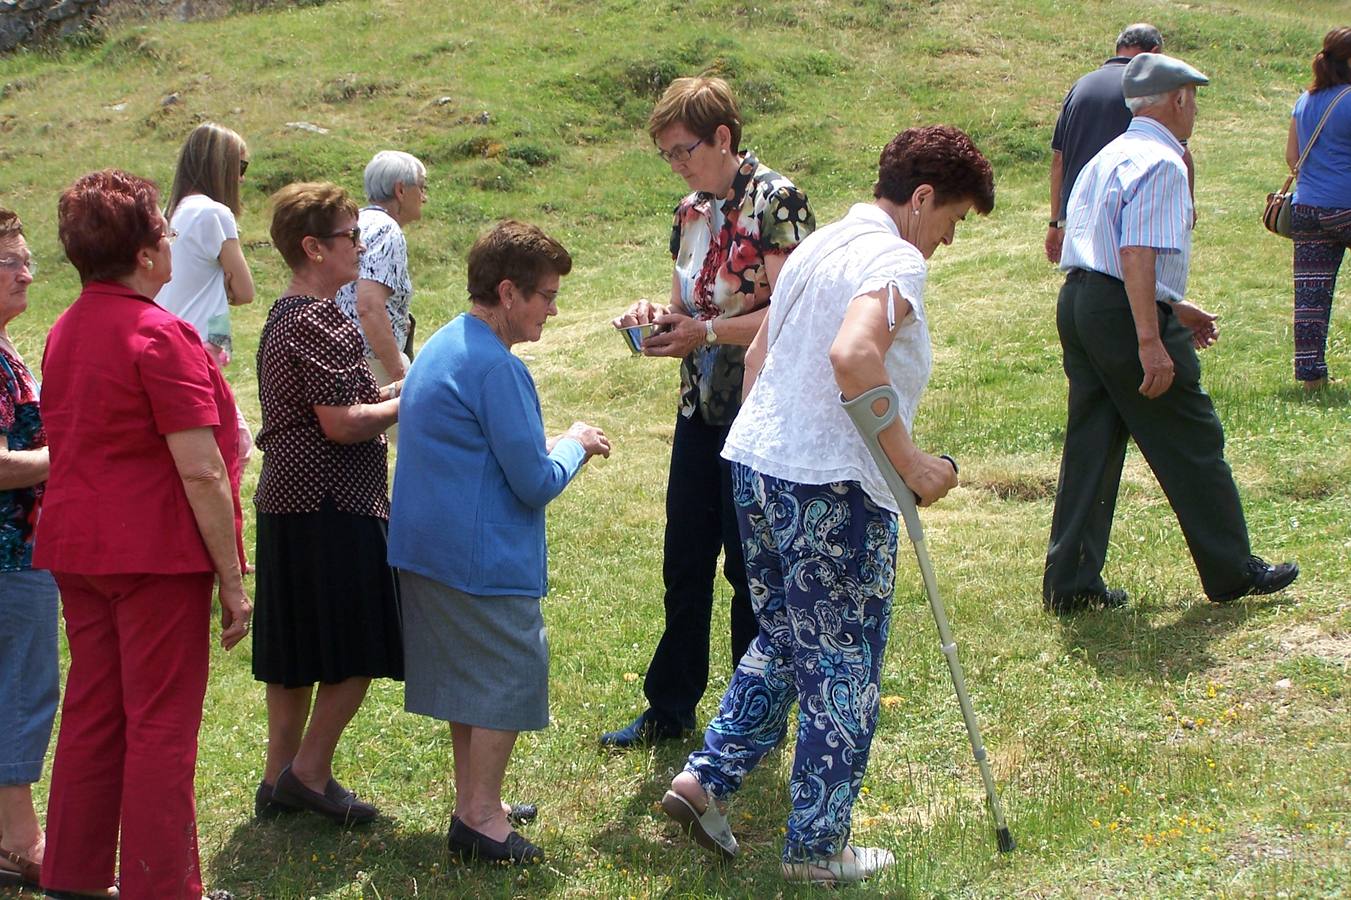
35,169,251,900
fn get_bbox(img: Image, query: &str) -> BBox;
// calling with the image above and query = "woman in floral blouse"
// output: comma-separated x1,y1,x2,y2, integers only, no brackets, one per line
602,75,815,749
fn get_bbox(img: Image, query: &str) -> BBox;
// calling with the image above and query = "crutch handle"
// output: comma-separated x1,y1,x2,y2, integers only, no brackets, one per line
840,387,956,540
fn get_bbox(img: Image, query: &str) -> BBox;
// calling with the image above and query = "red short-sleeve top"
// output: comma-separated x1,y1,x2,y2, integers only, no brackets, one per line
33,280,242,575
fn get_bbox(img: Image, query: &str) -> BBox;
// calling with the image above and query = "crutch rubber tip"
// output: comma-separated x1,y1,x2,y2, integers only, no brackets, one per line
996,827,1016,853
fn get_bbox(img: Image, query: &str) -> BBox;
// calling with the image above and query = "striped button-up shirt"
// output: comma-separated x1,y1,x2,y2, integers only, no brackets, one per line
1060,116,1192,302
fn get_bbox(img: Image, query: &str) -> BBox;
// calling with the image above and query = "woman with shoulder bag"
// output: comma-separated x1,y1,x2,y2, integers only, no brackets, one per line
1286,26,1351,391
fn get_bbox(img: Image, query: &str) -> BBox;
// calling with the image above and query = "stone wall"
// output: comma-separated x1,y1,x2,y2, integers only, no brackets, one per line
0,0,108,53
0,0,324,53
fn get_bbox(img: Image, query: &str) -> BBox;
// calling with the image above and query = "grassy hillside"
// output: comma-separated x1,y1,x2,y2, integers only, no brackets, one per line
2,0,1348,897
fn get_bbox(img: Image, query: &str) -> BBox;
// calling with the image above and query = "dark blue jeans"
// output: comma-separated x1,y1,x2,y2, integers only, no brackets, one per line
642,410,757,729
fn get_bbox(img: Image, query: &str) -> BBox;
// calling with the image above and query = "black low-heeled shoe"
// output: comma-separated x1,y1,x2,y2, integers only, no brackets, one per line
447,818,543,865
273,765,378,825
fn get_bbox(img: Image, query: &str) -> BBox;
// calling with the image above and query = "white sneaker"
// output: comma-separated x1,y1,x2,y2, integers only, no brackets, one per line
660,784,738,860
781,844,895,883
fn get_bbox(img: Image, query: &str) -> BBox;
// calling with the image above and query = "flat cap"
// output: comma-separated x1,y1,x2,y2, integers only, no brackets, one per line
1122,52,1209,98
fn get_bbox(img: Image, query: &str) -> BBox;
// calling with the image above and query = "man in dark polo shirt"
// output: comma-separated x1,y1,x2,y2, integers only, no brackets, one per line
1046,24,1167,263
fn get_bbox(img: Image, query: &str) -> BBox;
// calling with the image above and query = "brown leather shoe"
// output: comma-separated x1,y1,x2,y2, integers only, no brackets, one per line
0,844,41,887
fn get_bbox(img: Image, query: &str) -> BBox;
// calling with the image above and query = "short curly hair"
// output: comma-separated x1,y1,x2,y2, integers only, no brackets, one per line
874,126,995,215
58,169,165,284
466,220,572,307
268,182,359,271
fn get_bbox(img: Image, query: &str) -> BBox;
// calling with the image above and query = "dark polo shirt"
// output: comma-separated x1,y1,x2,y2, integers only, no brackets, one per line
1051,56,1132,218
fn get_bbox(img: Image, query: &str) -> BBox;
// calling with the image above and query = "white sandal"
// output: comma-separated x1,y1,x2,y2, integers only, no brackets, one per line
781,844,895,883
660,784,738,860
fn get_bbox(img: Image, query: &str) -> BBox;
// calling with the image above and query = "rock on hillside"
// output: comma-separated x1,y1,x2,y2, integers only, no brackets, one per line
0,0,326,53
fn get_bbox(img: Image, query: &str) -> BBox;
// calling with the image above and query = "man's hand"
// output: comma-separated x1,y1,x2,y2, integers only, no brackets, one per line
1045,225,1064,264
1138,337,1174,399
1173,300,1219,350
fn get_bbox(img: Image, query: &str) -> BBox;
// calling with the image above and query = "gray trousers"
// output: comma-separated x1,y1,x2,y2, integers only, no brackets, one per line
1043,269,1252,602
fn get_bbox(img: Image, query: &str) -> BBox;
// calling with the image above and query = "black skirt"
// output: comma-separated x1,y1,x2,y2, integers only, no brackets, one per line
252,503,404,688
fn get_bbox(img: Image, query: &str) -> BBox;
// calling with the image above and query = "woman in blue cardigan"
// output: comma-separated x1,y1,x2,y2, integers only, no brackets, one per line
388,220,610,865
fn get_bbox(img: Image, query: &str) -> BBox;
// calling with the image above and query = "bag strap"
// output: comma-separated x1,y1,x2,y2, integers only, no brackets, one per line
1292,85,1351,175
764,221,894,351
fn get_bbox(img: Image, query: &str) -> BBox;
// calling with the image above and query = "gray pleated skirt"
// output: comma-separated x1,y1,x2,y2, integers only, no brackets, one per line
398,569,549,731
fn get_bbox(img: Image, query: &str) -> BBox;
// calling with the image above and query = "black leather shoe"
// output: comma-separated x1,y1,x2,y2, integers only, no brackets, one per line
1210,556,1299,604
254,779,300,820
273,765,378,825
447,819,543,864
507,803,537,826
1044,588,1128,615
599,710,688,749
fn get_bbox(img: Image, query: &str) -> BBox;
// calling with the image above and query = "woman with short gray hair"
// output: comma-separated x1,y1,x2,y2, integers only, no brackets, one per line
334,150,428,391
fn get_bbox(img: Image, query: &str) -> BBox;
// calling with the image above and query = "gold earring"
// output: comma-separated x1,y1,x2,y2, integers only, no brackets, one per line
316,255,324,263
145,259,154,269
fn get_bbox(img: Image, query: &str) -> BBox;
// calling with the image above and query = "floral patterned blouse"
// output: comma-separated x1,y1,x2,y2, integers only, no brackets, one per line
669,151,814,426
0,344,46,572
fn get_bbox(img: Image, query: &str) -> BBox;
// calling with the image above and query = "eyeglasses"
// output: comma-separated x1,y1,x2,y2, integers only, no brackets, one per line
0,256,35,277
657,138,703,164
239,159,250,178
322,226,362,247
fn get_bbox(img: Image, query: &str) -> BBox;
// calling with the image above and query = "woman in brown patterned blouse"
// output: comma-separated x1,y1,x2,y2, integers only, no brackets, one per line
251,182,402,825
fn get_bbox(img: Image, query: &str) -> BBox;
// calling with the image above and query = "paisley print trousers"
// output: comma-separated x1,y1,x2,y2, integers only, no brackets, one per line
685,463,898,862
1291,204,1351,382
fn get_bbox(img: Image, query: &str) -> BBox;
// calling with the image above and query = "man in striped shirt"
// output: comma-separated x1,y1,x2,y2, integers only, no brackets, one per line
1043,53,1299,614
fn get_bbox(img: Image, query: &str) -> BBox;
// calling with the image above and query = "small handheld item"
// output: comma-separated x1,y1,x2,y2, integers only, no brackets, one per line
842,384,1015,854
616,321,660,356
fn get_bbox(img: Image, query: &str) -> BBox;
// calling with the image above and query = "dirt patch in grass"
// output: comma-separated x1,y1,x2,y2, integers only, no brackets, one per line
971,472,1057,502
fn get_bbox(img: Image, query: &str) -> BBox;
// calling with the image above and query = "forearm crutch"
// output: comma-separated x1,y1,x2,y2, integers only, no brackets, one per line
842,385,1015,854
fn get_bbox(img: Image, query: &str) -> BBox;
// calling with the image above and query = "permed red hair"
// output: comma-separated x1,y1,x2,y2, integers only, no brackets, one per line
874,125,996,215
58,169,164,284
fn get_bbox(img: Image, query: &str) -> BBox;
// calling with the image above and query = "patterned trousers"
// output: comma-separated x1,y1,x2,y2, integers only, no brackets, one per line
685,463,898,862
1292,204,1351,382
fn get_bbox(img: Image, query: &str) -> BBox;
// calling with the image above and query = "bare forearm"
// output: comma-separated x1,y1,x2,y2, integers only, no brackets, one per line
742,316,770,398
708,305,768,347
180,474,243,592
1049,151,1065,220
0,447,49,490
359,307,405,378
1120,247,1162,343
314,399,400,444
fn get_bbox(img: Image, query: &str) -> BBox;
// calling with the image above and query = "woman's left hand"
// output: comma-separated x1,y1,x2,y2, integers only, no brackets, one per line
219,583,253,650
643,311,704,358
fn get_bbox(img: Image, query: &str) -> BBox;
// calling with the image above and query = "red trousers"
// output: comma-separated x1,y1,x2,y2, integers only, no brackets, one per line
42,571,213,900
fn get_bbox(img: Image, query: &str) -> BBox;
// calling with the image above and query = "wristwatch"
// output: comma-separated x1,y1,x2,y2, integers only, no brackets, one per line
704,318,718,344
1049,219,1065,228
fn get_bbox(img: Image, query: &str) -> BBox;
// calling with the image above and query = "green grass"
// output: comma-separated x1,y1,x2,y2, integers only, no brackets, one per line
3,0,1349,896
